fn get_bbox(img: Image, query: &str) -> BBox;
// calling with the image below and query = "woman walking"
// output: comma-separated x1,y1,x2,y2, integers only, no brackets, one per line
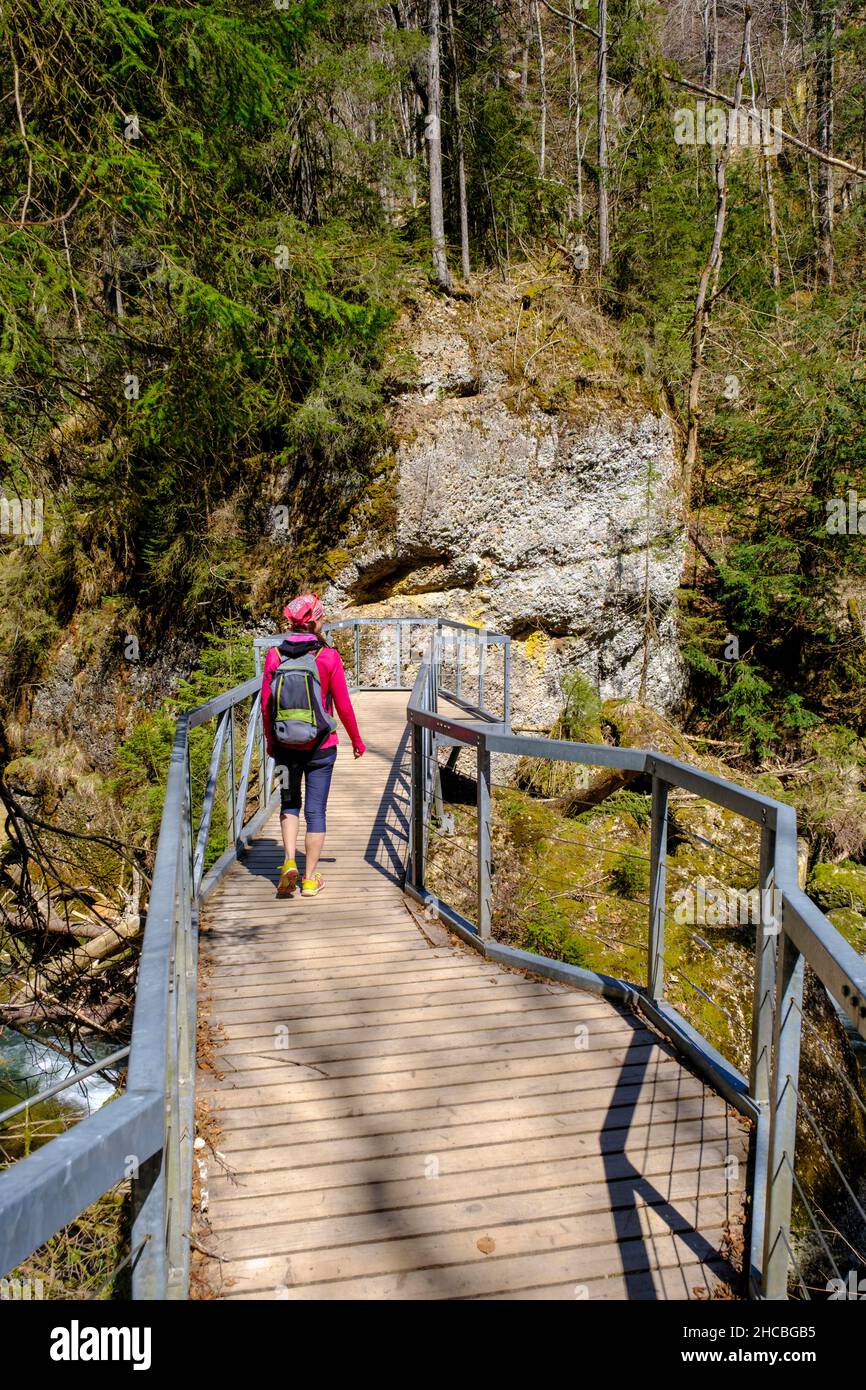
261,594,365,898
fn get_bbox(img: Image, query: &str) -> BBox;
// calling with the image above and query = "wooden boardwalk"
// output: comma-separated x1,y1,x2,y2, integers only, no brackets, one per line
198,693,749,1300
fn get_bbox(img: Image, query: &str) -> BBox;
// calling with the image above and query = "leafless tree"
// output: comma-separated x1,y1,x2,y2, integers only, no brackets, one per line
428,0,453,290
812,0,835,283
685,8,753,484
446,0,471,280
598,0,610,266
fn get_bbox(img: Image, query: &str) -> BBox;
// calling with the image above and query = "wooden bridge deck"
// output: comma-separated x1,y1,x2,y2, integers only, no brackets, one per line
198,692,748,1301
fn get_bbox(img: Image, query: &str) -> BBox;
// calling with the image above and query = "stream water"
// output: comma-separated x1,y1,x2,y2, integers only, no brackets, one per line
0,1028,118,1161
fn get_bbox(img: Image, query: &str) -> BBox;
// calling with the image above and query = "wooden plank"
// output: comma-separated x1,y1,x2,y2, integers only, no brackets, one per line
207,1064,697,1130
209,1114,739,1176
203,966,509,997
206,1035,677,1086
207,1088,724,1156
207,993,615,1029
203,975,586,1006
212,1217,737,1299
469,1257,737,1301
208,1149,739,1228
213,1077,713,1147
210,1012,653,1059
200,1051,681,1108
209,994,618,1036
215,1185,740,1264
206,1134,745,1205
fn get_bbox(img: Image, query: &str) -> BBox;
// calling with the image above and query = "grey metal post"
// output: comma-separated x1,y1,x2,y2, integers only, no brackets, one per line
456,630,463,700
747,825,778,1294
167,808,196,1298
225,704,236,847
477,743,492,940
185,743,194,879
130,1150,166,1299
762,922,804,1299
432,735,445,823
502,638,512,728
430,640,439,715
435,619,443,696
479,632,486,711
354,622,361,689
254,643,266,810
648,770,669,1001
751,827,778,1102
410,722,426,892
396,621,402,688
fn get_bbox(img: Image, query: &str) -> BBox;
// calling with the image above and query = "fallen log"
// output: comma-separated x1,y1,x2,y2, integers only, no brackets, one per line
11,872,142,1007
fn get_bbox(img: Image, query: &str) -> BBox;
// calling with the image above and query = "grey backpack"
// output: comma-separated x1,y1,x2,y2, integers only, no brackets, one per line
271,645,337,752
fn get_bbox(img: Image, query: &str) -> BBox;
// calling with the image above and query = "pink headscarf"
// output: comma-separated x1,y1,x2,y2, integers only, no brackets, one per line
283,593,325,628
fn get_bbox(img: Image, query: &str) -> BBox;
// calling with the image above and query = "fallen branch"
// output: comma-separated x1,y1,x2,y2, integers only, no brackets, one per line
668,73,866,181
551,767,640,817
12,872,141,1006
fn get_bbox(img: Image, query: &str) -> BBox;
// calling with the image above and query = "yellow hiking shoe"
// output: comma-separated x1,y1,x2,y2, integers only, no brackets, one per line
301,875,325,897
277,860,298,897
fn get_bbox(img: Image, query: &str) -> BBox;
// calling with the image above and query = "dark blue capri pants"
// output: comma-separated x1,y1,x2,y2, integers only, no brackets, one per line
276,744,337,834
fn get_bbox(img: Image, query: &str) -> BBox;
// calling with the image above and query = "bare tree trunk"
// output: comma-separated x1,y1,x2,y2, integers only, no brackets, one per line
568,0,584,221
757,52,782,292
685,10,752,487
748,51,781,291
398,86,418,207
762,144,782,291
812,0,835,285
427,0,452,291
597,0,609,267
702,0,718,87
702,0,718,178
534,0,547,176
446,0,470,280
519,0,531,103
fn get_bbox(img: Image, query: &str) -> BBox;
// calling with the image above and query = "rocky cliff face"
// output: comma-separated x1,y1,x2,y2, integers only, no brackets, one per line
325,292,687,732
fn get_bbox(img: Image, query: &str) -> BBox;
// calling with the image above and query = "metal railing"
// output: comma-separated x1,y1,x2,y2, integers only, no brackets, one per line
404,626,866,1302
1,615,864,1302
0,671,269,1297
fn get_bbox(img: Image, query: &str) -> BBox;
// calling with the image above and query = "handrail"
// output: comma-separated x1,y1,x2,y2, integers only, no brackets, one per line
404,634,866,1302
1,614,863,1303
0,673,266,1295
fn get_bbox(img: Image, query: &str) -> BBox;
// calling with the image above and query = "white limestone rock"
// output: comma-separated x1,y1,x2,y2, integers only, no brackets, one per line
326,313,687,732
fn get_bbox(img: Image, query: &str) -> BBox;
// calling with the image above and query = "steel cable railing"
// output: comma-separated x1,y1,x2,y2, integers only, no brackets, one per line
405,623,866,1301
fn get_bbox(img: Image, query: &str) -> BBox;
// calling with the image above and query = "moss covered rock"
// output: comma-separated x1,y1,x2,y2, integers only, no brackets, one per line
826,907,866,954
809,861,866,915
602,699,699,761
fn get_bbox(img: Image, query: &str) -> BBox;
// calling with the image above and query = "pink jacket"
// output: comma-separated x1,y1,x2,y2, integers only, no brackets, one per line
261,636,365,757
